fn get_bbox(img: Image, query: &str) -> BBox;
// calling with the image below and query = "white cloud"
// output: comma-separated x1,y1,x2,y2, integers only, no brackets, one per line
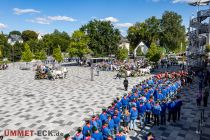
27,16,76,25
102,17,119,23
13,8,40,15
27,17,50,25
48,16,76,22
115,23,133,28
0,23,7,29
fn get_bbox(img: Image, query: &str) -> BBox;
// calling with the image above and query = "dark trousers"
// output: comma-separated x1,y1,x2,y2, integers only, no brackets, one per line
146,112,151,124
168,110,172,122
203,96,208,107
161,113,166,125
197,99,201,106
154,114,159,126
124,85,128,91
172,110,176,122
177,107,181,120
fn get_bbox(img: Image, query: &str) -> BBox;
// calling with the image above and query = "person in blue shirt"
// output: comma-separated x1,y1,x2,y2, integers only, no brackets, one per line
82,120,92,137
91,126,103,140
84,132,94,140
145,101,152,124
137,101,146,127
122,109,130,133
153,101,162,126
90,115,98,129
107,115,114,135
113,111,121,134
95,114,102,131
73,127,83,140
121,94,129,111
102,122,111,140
100,108,108,123
167,98,176,123
130,103,138,130
160,99,167,125
115,128,126,140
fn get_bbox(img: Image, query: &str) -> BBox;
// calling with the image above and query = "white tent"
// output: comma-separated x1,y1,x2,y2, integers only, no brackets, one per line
134,41,148,57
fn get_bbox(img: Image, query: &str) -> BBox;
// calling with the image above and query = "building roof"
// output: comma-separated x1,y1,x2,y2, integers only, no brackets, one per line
119,35,129,43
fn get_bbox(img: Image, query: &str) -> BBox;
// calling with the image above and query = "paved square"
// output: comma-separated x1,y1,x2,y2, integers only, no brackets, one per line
0,64,149,140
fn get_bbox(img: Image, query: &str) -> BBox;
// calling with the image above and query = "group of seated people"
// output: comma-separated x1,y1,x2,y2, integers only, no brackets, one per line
64,71,189,140
0,63,8,70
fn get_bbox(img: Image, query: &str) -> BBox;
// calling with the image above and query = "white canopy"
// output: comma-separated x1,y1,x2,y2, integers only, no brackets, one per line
134,41,148,57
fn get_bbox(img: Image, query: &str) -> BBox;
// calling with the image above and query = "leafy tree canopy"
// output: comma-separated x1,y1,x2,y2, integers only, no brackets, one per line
22,43,33,62
116,47,128,61
22,30,38,42
69,30,90,58
80,20,121,57
53,46,63,63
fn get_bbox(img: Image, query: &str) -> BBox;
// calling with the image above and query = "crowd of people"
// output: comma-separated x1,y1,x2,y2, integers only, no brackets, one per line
64,70,193,140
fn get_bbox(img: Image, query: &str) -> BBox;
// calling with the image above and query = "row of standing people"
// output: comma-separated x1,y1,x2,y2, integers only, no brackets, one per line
67,71,188,140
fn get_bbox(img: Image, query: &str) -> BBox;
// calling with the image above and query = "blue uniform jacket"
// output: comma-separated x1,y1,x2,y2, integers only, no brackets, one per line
82,125,92,136
100,113,108,122
115,134,126,140
121,98,129,107
91,132,103,140
108,119,114,130
73,133,83,140
153,105,162,115
130,108,138,120
102,126,111,139
160,103,167,114
137,104,146,116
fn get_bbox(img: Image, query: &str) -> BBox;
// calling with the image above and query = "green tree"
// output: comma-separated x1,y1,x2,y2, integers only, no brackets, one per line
69,30,90,59
22,43,33,62
11,42,24,62
53,46,63,63
146,43,161,63
9,31,21,37
116,47,128,61
80,20,121,56
127,16,160,51
0,45,3,60
34,50,47,60
160,11,186,51
42,30,70,55
22,30,38,42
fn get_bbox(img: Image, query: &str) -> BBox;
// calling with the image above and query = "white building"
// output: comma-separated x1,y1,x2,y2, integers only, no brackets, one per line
119,36,130,55
8,34,23,45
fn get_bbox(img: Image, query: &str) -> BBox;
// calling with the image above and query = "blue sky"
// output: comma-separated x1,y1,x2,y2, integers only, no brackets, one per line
0,0,208,35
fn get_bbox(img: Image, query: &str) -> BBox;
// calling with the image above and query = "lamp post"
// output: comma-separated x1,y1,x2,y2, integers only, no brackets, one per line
84,29,94,81
90,59,94,81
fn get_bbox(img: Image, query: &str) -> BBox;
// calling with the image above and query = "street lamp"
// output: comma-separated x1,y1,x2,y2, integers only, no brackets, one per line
84,29,94,81
90,59,94,81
